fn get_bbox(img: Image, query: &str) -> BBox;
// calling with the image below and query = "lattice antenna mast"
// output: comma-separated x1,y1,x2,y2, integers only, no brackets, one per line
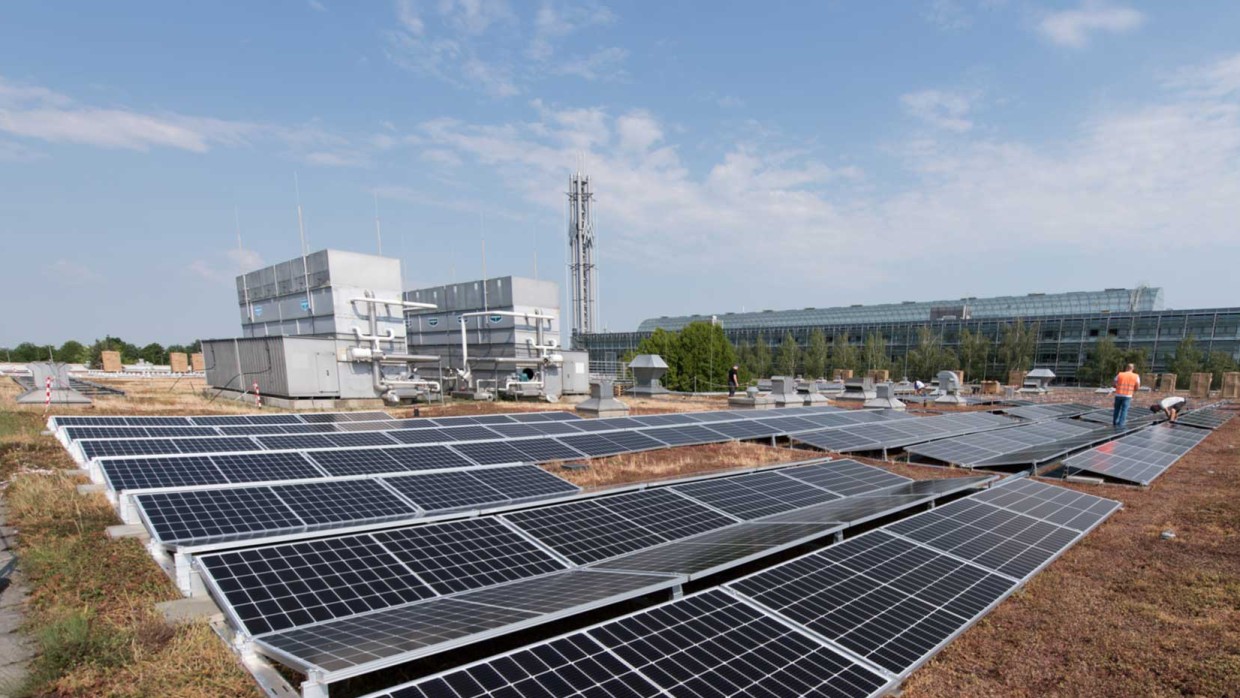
567,171,596,336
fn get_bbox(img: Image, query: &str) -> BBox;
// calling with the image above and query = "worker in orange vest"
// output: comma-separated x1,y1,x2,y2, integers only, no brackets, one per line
1112,363,1140,427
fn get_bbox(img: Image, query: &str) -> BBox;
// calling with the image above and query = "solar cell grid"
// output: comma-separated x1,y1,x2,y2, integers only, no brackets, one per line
384,445,478,471
81,439,183,460
306,449,405,477
740,471,841,508
567,417,644,432
256,434,334,451
210,452,323,483
671,478,795,520
523,421,584,436
640,424,727,446
591,430,668,452
137,487,302,544
469,465,579,501
173,436,260,454
482,423,542,438
191,415,254,426
973,479,1120,531
530,411,583,422
1176,409,1233,430
465,414,519,425
503,500,666,564
102,455,227,492
197,535,436,635
885,499,1080,579
325,432,398,448
440,425,504,442
731,530,1016,676
381,470,507,513
780,460,911,497
372,519,565,595
274,479,418,525
449,441,527,466
508,437,586,463
1061,424,1207,485
594,490,736,540
555,433,627,458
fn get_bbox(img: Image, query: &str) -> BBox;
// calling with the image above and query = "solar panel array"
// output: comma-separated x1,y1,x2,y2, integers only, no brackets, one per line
133,464,580,546
189,459,988,686
1061,424,1210,485
371,478,1116,698
95,407,912,494
1075,408,1163,428
792,412,1019,453
1002,403,1095,421
905,418,1139,468
50,410,389,430
73,406,878,462
1174,407,1234,431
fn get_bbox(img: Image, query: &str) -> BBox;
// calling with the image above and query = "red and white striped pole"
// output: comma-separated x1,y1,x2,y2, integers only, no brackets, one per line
43,375,52,412
253,380,262,408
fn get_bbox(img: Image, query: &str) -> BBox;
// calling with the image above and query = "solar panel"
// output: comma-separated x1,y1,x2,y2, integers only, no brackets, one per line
731,530,1016,676
507,437,586,463
305,449,407,476
190,415,254,426
972,478,1121,530
591,430,668,453
531,411,583,422
569,417,646,432
197,535,436,635
255,570,675,677
274,479,418,525
388,428,455,445
465,414,519,425
440,425,504,442
698,419,779,439
1061,424,1208,485
481,423,543,439
740,471,842,509
372,589,890,698
589,591,889,698
172,436,261,454
1176,409,1233,430
137,487,303,545
102,455,227,492
469,466,580,501
384,445,478,471
592,521,842,578
905,419,1115,468
754,477,992,526
371,519,565,595
523,421,584,436
503,500,667,564
257,434,334,451
555,433,628,458
325,432,398,448
639,424,728,447
629,413,695,427
210,452,323,483
779,460,912,496
670,479,797,520
381,470,508,512
299,413,364,423
66,426,220,441
81,439,183,460
595,489,736,540
884,499,1082,579
449,441,527,466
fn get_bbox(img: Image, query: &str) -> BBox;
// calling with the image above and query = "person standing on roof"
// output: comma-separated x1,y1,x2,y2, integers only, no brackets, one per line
1112,363,1140,427
727,365,740,397
1150,395,1187,424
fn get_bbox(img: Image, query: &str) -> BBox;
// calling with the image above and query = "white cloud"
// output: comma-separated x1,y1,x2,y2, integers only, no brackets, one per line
385,0,623,96
0,76,257,152
405,53,1240,275
1038,1,1144,48
308,0,327,11
191,248,264,284
901,89,979,133
44,259,103,285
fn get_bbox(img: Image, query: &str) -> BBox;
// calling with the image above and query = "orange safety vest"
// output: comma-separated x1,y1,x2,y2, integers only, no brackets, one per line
1114,371,1139,397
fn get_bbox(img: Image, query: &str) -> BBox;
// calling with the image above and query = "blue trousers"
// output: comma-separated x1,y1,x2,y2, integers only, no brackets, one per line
1112,395,1131,427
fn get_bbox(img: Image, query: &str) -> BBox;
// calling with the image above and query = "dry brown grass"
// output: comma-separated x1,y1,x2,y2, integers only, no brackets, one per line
548,441,813,489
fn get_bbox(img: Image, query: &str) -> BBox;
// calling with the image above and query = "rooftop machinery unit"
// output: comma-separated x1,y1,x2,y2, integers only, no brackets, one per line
404,276,589,401
204,249,443,404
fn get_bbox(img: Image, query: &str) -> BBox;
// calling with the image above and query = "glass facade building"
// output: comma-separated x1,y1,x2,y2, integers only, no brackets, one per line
576,289,1240,384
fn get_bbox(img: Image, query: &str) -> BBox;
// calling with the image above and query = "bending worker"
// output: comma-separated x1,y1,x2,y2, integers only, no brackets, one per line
1150,395,1187,424
1112,363,1140,427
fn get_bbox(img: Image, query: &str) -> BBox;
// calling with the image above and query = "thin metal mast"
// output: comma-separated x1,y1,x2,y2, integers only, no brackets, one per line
294,173,314,314
373,192,383,255
567,171,596,337
235,206,253,321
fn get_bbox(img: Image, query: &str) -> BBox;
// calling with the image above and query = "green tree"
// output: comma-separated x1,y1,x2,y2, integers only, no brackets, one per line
1203,351,1238,390
906,327,957,381
801,329,828,379
958,328,991,382
89,336,138,368
10,342,48,362
1077,336,1125,387
775,332,799,377
54,340,89,364
998,319,1037,375
1121,347,1149,377
634,328,681,389
675,321,736,392
138,342,168,365
1168,336,1204,389
860,332,892,372
749,334,772,379
828,334,858,375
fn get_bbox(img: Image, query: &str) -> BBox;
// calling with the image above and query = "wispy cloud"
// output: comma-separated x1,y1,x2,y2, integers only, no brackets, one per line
308,0,327,12
1037,1,1144,48
385,0,624,97
901,89,980,133
0,76,256,152
403,52,1240,274
190,248,264,284
44,259,103,285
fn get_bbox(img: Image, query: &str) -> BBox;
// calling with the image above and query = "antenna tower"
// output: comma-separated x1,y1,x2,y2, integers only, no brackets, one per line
567,171,596,336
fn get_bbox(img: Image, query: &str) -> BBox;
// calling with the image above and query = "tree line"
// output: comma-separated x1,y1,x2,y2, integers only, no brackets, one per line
625,319,1237,390
0,337,202,368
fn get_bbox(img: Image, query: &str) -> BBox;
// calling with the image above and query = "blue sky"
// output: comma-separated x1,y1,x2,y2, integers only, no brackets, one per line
2,1,1239,345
